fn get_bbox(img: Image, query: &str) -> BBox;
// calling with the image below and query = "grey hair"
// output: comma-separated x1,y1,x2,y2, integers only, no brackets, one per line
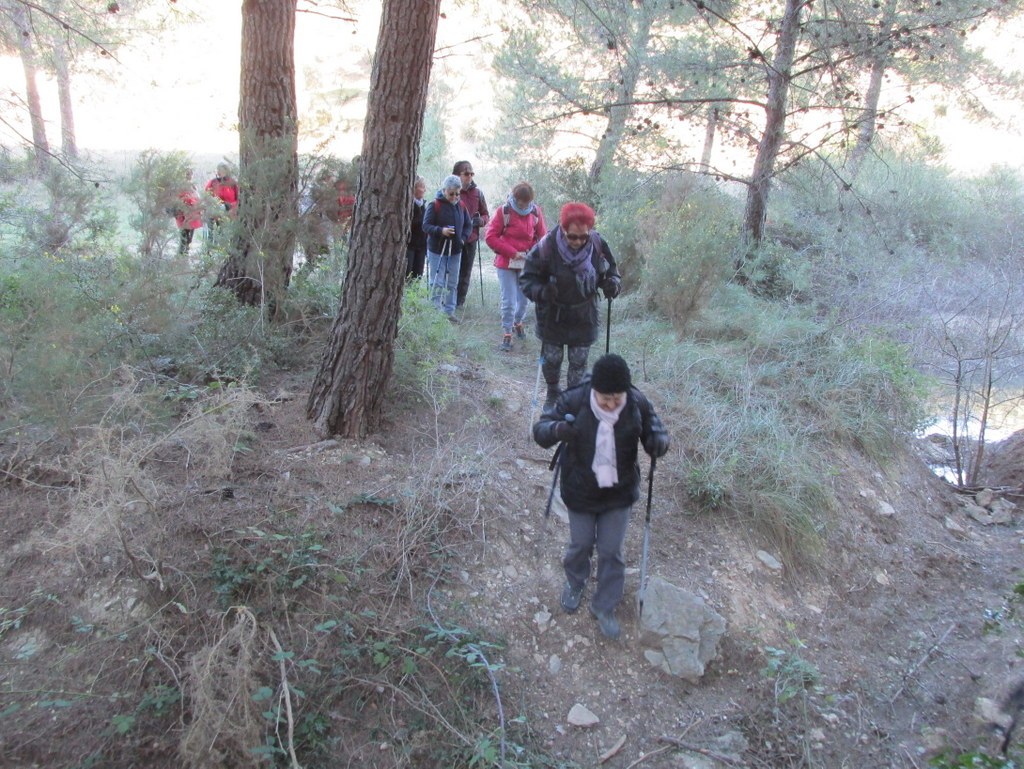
441,174,461,193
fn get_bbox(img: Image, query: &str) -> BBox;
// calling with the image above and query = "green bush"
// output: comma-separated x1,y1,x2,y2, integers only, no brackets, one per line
641,186,739,331
392,279,457,396
125,149,194,260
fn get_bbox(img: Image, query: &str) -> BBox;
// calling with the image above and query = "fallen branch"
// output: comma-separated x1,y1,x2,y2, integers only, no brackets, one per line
657,736,743,766
889,623,957,704
600,734,627,763
269,629,301,769
624,744,672,768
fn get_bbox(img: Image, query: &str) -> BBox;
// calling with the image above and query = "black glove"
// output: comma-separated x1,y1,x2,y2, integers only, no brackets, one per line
554,421,576,442
644,432,669,458
540,283,558,303
471,213,482,228
602,278,620,299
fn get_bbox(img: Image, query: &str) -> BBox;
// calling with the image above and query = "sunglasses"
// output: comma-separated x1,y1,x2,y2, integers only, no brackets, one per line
565,233,588,243
460,171,475,177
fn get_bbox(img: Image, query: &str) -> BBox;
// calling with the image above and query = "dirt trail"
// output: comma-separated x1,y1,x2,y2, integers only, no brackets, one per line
2,302,1023,768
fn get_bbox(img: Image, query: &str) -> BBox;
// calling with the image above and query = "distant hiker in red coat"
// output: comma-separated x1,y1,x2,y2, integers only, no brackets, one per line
205,161,238,242
334,178,356,238
174,168,203,255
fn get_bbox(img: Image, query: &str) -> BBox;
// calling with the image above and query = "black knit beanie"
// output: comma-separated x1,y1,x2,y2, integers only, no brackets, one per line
591,354,632,394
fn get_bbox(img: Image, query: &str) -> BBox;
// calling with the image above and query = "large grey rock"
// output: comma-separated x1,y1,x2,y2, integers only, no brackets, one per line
639,577,726,681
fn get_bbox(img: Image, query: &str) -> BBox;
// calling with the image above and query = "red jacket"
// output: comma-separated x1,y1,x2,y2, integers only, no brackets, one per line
206,175,239,212
485,203,546,269
176,187,202,230
458,183,488,244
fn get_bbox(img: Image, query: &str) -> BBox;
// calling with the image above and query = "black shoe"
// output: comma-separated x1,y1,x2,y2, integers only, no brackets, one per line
589,606,620,639
499,334,513,352
561,582,584,613
513,322,526,340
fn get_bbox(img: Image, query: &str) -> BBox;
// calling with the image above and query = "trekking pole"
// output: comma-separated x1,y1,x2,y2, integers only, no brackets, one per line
543,414,575,520
477,245,485,307
605,298,612,354
439,237,451,306
636,455,656,620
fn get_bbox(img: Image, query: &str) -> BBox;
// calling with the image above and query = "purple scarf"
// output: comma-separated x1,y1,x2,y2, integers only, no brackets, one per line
555,227,599,297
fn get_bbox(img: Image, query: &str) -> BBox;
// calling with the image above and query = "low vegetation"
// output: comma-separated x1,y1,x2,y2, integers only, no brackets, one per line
2,146,1023,766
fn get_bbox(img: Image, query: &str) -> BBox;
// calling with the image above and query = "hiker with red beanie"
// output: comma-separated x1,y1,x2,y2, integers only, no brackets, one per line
519,202,621,411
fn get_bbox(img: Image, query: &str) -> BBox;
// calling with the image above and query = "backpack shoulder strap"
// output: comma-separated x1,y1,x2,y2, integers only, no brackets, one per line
502,204,511,232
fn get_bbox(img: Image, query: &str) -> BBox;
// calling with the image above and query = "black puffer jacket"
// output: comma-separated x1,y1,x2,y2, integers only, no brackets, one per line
534,378,668,515
519,228,620,347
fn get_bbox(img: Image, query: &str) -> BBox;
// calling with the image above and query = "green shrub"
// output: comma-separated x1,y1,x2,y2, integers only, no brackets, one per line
124,149,194,260
392,280,456,391
641,187,739,331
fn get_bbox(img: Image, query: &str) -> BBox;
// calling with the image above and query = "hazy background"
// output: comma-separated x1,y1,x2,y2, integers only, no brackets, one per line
1,0,1021,183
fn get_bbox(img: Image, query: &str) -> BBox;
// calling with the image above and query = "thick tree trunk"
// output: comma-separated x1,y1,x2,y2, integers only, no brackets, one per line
742,0,804,250
11,3,50,174
306,0,440,439
216,0,298,311
52,38,78,160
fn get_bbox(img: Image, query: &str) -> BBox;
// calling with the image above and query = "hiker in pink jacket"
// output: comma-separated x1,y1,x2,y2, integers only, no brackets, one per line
485,181,546,351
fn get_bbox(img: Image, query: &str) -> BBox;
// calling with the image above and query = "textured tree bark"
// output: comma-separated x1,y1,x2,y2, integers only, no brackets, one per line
10,2,50,174
306,0,440,438
742,0,805,251
216,0,298,311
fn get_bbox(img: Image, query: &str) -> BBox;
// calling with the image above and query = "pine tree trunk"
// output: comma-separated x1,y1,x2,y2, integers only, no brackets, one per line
847,2,895,179
216,0,298,311
847,57,886,178
11,3,50,174
588,15,651,193
52,39,78,161
742,0,804,251
700,106,719,171
306,0,440,439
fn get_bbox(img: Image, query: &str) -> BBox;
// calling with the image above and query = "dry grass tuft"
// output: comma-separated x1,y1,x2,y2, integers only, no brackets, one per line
179,607,263,769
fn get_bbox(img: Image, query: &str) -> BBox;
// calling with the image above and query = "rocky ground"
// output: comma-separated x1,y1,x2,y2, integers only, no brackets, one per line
2,304,1024,768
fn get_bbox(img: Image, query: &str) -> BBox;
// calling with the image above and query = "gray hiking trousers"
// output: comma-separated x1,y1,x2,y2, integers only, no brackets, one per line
563,504,631,613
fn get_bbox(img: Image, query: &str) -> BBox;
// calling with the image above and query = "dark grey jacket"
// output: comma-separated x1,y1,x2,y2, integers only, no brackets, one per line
534,378,668,514
519,228,621,347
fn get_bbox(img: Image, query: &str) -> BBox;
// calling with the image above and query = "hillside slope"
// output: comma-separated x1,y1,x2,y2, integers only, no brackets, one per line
1,303,1022,768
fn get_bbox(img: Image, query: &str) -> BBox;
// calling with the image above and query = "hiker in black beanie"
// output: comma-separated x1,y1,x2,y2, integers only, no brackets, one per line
533,354,669,640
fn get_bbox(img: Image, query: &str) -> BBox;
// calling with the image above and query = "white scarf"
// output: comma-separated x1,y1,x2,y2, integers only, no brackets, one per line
590,389,626,488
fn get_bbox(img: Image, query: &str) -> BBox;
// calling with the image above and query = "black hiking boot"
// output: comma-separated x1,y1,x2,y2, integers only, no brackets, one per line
560,582,584,613
589,606,621,640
